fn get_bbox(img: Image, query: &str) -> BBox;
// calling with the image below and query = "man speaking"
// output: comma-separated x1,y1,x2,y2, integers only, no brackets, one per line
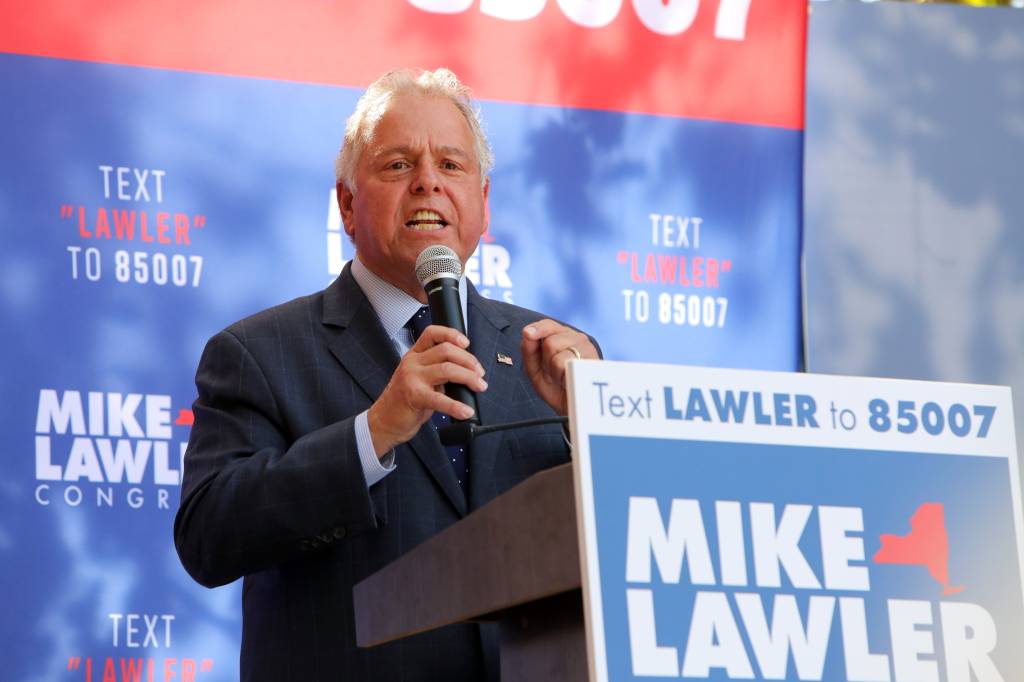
174,67,599,681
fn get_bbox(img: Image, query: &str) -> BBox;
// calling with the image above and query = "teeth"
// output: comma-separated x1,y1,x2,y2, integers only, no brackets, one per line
406,209,445,231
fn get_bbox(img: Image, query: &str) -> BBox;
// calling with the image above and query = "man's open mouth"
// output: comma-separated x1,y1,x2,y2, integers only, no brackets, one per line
405,210,448,231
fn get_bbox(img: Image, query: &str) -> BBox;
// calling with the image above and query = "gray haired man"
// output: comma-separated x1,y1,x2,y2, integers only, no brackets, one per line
175,67,598,681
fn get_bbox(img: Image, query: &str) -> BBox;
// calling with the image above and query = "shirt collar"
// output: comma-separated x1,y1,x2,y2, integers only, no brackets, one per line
350,255,469,338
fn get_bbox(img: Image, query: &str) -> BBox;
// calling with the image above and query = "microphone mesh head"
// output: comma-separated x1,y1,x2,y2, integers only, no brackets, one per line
415,245,462,285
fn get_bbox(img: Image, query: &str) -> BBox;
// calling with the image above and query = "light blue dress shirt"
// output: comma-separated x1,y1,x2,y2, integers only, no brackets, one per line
349,256,470,487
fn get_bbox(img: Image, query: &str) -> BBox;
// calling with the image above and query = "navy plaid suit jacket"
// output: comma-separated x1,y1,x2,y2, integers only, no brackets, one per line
174,263,585,681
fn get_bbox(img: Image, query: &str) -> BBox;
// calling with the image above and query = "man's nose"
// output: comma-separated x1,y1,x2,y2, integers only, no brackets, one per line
411,162,442,194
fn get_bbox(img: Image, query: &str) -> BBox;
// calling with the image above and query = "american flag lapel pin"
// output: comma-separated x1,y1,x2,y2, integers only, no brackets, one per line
497,353,513,366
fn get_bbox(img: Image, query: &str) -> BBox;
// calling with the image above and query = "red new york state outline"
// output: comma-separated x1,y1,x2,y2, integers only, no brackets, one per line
873,502,964,596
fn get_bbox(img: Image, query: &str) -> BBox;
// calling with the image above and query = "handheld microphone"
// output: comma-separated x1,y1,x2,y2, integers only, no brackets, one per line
415,245,480,429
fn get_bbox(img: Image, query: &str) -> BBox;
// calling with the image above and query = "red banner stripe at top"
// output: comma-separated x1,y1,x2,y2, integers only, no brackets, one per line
1,0,806,129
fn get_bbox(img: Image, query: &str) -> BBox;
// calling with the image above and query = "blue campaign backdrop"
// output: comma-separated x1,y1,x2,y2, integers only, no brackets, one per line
0,53,802,679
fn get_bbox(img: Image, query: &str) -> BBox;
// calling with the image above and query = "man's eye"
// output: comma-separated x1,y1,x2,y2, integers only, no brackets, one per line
388,161,409,170
442,161,459,171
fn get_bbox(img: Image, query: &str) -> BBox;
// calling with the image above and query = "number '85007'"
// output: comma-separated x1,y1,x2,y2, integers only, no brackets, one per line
867,399,995,438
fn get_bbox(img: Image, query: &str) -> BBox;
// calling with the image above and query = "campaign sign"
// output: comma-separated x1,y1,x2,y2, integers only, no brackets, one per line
567,361,1022,681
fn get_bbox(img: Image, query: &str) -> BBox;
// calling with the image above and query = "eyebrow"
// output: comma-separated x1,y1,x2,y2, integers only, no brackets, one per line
373,145,470,160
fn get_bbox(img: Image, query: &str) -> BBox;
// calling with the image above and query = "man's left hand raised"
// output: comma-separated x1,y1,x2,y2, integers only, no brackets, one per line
521,320,599,416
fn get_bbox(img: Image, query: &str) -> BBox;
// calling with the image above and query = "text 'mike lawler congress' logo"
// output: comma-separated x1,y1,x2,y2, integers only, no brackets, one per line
33,388,193,510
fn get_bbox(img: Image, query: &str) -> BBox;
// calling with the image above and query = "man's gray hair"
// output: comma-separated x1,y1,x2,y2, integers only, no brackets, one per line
334,68,494,191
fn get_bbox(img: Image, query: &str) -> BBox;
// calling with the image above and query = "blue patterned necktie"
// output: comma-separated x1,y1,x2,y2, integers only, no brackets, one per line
407,306,470,494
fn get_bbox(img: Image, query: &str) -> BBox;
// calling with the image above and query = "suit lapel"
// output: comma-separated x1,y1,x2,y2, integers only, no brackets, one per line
466,286,517,509
322,272,398,403
322,266,468,517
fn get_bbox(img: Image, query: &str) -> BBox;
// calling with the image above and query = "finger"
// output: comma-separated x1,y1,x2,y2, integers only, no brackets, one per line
413,324,470,351
539,330,586,369
522,318,569,379
416,386,477,420
520,328,543,380
522,318,566,342
437,395,477,421
524,320,597,364
422,361,489,393
416,342,485,376
540,333,597,365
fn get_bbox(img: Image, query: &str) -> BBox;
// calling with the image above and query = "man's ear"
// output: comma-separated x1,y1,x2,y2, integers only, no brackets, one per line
481,177,491,235
337,182,356,240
